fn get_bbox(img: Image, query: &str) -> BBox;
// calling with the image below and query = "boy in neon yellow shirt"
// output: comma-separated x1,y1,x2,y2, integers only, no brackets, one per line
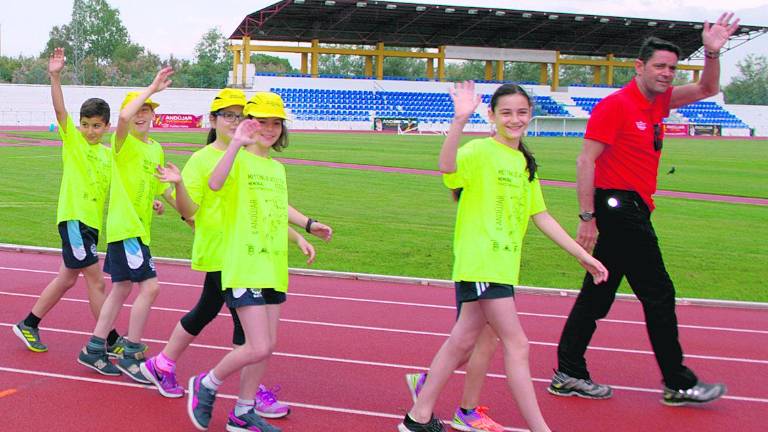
12,47,121,353
78,67,174,383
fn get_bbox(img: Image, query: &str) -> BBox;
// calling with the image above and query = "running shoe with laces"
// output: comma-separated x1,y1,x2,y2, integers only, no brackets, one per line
117,357,151,384
405,372,427,403
77,346,121,376
398,414,446,432
547,369,612,399
451,406,504,432
254,384,290,418
107,336,148,358
188,373,217,431
140,355,184,398
12,321,48,352
661,381,727,406
226,408,283,432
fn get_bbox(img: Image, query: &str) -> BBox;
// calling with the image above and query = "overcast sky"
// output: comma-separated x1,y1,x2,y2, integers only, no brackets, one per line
1,0,766,82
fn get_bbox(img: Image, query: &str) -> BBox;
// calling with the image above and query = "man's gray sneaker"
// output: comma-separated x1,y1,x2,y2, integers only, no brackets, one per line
12,321,48,352
117,357,151,384
77,347,121,376
547,369,613,399
662,381,727,406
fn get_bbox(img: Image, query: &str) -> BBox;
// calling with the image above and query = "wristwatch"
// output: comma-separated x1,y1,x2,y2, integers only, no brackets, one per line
578,211,595,222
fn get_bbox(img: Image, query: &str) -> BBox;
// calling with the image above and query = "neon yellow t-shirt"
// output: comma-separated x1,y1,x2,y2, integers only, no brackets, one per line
181,145,230,272
443,137,547,285
56,115,112,230
220,150,288,292
105,133,165,245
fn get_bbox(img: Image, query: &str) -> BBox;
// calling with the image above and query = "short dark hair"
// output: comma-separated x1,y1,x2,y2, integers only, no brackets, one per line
79,98,110,123
639,37,681,62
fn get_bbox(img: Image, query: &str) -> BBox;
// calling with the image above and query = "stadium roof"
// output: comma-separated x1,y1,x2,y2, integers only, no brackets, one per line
230,0,767,59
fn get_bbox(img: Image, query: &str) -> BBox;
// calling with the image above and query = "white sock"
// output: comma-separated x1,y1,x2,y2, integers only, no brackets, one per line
201,370,223,391
234,399,254,416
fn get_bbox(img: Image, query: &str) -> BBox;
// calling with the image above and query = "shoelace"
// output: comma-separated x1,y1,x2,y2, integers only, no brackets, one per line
257,385,281,405
470,407,503,431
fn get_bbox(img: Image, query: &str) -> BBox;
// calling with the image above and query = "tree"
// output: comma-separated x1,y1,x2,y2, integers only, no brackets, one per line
723,54,768,105
0,56,24,83
250,54,296,73
184,27,231,88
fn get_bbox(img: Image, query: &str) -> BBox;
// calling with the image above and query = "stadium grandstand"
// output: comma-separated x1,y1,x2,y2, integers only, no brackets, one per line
2,1,767,137
224,0,768,136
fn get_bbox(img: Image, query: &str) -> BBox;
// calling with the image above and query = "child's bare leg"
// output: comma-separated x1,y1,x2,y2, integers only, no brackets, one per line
80,263,107,320
126,277,159,342
161,322,197,360
93,280,132,339
30,263,80,318
482,297,550,432
238,304,280,399
460,323,499,410
409,301,486,423
212,305,272,381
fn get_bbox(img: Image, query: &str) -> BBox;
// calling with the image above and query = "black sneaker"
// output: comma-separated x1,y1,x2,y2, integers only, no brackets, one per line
107,336,148,358
12,321,48,352
662,381,727,406
398,414,445,432
547,369,612,399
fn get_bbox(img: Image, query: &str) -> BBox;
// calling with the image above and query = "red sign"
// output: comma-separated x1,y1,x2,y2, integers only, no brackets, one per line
153,114,203,129
663,123,689,136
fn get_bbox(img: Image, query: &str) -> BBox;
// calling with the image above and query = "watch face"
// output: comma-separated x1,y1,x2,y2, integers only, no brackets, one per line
579,212,593,221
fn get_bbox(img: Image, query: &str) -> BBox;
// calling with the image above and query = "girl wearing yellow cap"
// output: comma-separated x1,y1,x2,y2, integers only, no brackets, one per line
155,91,330,431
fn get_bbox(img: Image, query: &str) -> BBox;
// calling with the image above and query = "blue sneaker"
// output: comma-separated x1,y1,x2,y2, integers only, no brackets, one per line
77,346,121,376
188,373,217,431
226,408,282,432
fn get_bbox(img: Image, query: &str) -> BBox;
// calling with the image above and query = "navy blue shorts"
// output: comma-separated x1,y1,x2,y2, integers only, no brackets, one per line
455,281,515,317
103,238,157,283
224,288,286,309
58,220,99,269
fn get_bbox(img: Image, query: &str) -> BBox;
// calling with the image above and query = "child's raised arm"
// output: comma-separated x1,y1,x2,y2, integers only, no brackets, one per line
532,211,609,284
208,119,260,191
439,81,481,173
114,66,173,152
48,48,68,130
155,162,197,220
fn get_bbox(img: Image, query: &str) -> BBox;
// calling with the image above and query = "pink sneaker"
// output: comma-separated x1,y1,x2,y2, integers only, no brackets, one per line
451,406,504,432
140,356,184,398
254,384,290,418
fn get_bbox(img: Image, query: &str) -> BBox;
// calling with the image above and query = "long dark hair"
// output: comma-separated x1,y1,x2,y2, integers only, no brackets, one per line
453,84,538,201
206,111,219,145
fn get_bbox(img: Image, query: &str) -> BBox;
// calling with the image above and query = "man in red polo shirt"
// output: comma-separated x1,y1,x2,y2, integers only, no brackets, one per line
549,13,740,406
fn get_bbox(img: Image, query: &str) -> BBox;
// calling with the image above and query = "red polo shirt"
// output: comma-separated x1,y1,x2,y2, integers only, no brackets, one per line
584,78,672,211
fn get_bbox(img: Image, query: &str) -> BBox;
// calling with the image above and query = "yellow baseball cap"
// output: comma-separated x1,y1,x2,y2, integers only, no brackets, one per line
243,92,288,120
210,88,246,112
120,91,159,111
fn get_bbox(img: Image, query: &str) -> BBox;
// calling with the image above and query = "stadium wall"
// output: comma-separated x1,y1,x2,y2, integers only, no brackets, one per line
724,105,768,137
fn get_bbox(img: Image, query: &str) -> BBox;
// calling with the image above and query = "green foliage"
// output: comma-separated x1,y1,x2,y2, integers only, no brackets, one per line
250,53,296,73
724,54,768,105
445,60,485,82
0,56,24,83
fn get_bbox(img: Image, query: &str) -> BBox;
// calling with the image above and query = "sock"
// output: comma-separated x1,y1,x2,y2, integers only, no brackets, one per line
234,399,254,416
106,329,120,346
201,370,223,391
86,335,106,354
155,352,176,373
24,312,41,328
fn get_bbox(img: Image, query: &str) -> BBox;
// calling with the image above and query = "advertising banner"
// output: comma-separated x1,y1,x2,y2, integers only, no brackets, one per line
153,114,203,129
374,117,419,132
663,123,689,137
690,124,722,136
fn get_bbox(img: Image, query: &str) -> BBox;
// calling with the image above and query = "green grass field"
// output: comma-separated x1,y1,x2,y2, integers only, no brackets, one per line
0,131,766,302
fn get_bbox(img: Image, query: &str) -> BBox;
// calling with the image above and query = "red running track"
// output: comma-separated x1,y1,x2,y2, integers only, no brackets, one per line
1,249,767,431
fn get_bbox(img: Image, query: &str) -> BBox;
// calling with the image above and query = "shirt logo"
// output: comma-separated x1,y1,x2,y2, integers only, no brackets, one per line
635,121,647,131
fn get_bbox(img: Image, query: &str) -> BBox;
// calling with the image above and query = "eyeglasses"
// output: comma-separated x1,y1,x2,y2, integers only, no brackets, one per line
653,124,663,152
216,112,244,122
